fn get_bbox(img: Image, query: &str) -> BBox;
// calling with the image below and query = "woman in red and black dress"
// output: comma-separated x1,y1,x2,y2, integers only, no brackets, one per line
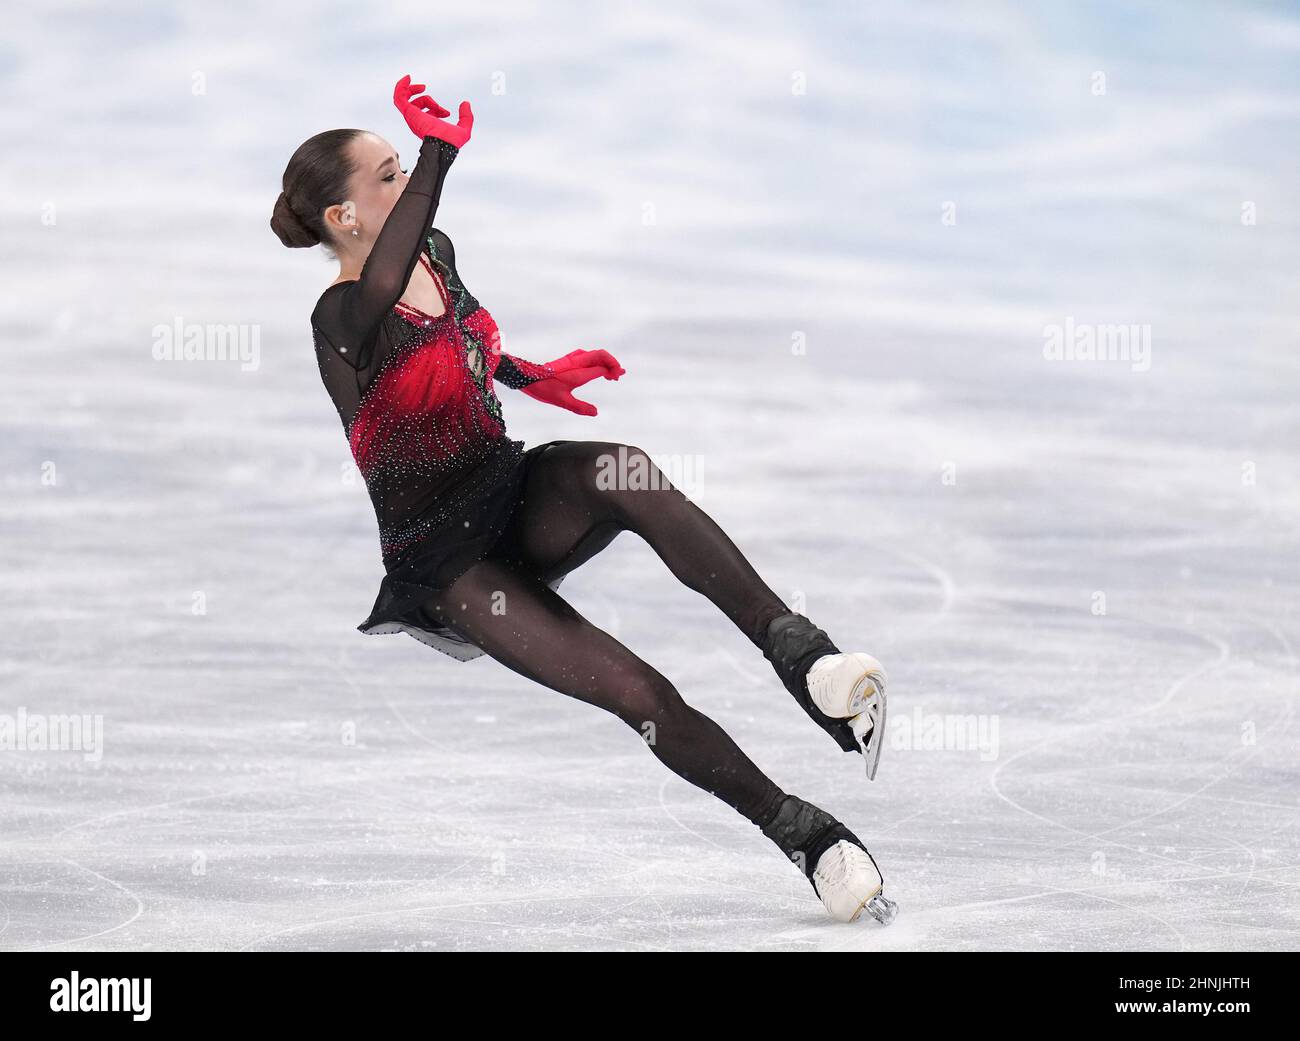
269,75,896,924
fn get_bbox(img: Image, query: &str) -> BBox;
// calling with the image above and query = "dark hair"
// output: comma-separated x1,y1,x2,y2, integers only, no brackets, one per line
270,129,364,250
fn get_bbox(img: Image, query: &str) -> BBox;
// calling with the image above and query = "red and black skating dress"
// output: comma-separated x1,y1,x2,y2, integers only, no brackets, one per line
310,134,572,661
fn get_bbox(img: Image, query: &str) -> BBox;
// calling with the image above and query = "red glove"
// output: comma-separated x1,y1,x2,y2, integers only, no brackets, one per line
393,74,474,148
521,349,625,417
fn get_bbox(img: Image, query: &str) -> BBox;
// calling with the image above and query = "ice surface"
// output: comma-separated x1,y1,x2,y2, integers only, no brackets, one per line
1,1,1297,950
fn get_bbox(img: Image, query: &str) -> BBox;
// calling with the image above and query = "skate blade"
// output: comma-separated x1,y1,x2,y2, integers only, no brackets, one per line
851,677,887,781
864,891,898,926
847,885,897,926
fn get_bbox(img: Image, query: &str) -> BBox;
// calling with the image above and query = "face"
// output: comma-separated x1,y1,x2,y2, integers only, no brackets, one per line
325,132,409,247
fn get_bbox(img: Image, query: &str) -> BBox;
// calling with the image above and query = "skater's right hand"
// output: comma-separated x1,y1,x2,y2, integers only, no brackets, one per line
393,74,474,148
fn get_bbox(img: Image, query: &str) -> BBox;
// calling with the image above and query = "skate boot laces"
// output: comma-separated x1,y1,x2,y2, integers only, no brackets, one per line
806,652,887,718
813,839,897,925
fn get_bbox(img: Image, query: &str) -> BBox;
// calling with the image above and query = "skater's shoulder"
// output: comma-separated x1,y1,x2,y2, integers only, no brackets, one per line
311,280,355,323
428,226,457,264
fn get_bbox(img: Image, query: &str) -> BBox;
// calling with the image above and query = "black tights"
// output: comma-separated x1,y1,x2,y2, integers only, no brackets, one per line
424,442,795,824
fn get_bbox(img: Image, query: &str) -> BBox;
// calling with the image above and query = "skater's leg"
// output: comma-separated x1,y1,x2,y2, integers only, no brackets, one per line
426,557,897,923
424,557,787,824
507,442,887,773
507,441,791,646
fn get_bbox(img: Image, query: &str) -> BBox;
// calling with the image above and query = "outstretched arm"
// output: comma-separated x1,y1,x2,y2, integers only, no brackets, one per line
327,75,473,361
336,135,458,344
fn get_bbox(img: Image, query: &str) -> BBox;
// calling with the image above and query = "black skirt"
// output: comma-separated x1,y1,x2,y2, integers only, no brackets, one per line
357,437,574,661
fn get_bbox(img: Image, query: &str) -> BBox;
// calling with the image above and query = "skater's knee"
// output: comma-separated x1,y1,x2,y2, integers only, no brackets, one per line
549,442,677,508
589,445,683,526
609,667,688,733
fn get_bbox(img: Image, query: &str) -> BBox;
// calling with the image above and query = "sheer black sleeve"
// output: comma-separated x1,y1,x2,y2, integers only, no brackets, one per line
312,135,459,373
494,353,554,389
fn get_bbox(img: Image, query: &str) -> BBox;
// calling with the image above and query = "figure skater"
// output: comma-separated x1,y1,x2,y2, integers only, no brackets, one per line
269,75,895,924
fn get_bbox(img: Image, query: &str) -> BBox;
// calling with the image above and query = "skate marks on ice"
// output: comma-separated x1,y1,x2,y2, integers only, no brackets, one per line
980,613,1298,951
707,511,1299,950
4,17,1299,952
220,627,809,950
22,860,146,952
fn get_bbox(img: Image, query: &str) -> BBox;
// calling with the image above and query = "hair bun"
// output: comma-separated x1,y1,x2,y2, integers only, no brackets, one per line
270,190,320,249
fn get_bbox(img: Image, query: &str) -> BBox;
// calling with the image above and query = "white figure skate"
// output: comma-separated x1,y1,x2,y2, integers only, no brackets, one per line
812,838,899,925
806,653,888,780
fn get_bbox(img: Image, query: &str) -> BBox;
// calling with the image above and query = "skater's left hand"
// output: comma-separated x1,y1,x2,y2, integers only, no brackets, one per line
393,74,474,148
522,349,625,417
